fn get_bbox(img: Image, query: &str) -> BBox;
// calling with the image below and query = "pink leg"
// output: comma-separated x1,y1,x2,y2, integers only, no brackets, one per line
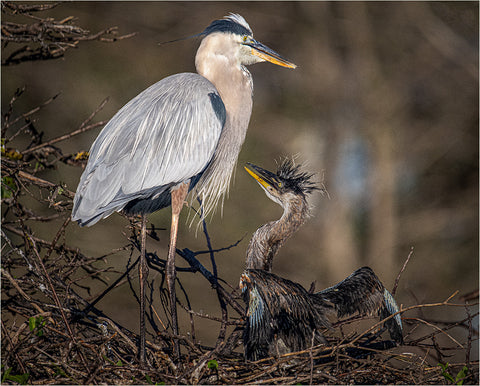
167,181,189,358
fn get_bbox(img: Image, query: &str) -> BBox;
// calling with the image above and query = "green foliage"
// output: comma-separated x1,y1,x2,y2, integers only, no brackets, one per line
28,315,46,337
54,366,67,377
207,359,219,370
1,366,29,385
438,363,469,385
1,176,17,199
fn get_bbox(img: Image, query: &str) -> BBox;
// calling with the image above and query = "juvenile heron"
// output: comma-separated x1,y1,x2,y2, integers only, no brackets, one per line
71,14,295,362
241,161,403,360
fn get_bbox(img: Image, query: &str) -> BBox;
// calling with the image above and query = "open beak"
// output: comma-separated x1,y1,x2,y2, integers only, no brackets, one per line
246,39,296,69
244,163,279,190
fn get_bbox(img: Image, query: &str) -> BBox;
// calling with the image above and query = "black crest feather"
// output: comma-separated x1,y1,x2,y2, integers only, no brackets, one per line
202,14,252,37
276,159,318,196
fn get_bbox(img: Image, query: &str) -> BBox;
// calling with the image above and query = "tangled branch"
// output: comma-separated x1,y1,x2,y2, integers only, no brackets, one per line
1,1,137,65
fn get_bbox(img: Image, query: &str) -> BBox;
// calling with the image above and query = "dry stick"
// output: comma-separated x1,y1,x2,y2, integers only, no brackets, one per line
2,86,25,135
1,320,28,374
151,304,168,331
309,330,315,385
1,268,48,317
22,97,110,155
2,224,95,269
408,317,465,348
6,119,35,143
98,317,138,354
199,206,229,348
5,92,60,130
175,273,197,344
77,29,138,42
465,305,472,367
179,303,242,325
42,216,71,261
81,256,139,315
392,246,414,295
1,228,41,279
3,1,61,13
25,227,90,372
176,248,244,315
15,170,75,198
405,310,479,347
346,290,461,349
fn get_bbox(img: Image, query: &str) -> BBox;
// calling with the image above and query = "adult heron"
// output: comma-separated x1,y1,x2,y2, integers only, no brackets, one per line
241,161,403,360
71,14,296,362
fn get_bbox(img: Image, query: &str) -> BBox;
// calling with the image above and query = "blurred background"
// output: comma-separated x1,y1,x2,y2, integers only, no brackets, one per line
2,2,478,351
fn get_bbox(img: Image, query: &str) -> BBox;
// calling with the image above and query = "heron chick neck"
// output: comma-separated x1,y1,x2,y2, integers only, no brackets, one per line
246,194,309,271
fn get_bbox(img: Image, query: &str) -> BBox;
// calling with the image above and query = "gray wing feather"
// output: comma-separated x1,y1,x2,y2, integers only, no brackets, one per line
72,73,225,225
316,266,403,343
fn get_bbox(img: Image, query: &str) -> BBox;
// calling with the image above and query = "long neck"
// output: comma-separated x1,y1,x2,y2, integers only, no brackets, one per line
194,35,254,217
246,196,309,272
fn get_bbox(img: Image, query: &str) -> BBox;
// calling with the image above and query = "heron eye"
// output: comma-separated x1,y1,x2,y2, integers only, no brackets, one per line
242,35,248,43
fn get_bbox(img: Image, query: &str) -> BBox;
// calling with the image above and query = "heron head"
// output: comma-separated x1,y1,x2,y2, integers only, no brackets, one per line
244,159,318,206
201,14,296,68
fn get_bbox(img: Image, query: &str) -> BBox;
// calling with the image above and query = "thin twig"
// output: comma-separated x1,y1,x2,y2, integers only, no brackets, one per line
28,234,90,371
22,98,109,155
1,320,27,374
392,246,414,295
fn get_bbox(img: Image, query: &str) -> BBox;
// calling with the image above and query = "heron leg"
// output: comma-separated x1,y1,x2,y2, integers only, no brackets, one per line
167,181,189,358
139,214,148,366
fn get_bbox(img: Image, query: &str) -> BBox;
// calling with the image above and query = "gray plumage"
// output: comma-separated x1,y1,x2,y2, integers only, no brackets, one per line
73,74,225,225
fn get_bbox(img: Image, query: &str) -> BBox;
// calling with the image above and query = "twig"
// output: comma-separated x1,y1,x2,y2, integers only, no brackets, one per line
98,317,138,354
15,170,75,198
43,215,71,261
23,224,90,371
465,305,472,367
3,93,60,132
22,98,110,155
81,256,139,316
176,248,244,315
345,290,461,348
198,201,229,348
309,330,315,384
1,320,27,374
392,246,414,295
409,317,465,348
178,303,242,325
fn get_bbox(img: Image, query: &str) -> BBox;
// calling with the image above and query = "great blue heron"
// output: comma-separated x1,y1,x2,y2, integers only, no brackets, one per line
71,14,296,362
240,161,403,361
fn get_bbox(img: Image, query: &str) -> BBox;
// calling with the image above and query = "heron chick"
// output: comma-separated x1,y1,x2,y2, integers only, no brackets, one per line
241,161,403,361
71,14,295,362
